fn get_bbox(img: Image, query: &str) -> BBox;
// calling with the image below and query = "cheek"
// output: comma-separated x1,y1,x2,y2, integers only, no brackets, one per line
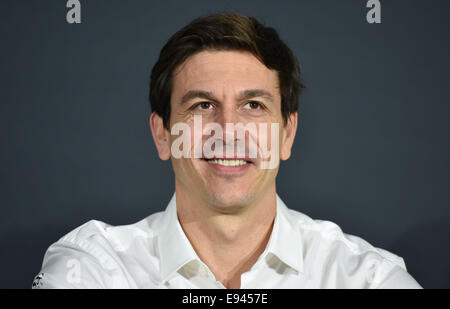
256,122,281,153
279,128,286,150
171,157,203,186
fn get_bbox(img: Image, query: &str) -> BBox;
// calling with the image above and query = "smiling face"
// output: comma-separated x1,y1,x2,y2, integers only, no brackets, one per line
150,50,297,212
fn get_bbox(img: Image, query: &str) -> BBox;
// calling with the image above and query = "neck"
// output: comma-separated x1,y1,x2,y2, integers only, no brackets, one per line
175,182,277,289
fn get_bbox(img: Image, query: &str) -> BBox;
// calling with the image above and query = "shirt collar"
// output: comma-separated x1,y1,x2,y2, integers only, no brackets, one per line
263,194,304,273
157,193,304,282
158,193,200,282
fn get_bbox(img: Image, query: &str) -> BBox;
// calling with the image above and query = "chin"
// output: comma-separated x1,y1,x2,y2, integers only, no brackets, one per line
204,188,253,213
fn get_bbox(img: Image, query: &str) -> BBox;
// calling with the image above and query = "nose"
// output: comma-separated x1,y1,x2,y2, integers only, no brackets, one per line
215,103,237,126
214,105,240,144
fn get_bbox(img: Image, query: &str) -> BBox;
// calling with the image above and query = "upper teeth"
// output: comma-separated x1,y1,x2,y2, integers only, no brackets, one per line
207,159,248,166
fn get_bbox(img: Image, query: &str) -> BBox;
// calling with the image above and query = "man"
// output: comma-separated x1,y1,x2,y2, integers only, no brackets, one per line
33,12,421,289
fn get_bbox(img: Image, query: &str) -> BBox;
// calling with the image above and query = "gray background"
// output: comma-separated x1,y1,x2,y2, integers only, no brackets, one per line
1,0,449,289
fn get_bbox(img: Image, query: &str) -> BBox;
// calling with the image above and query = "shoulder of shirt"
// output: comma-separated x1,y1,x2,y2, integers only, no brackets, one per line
35,211,167,288
54,209,166,254
283,207,407,269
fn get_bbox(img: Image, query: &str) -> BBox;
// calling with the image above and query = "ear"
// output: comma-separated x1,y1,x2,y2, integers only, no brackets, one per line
149,112,171,160
280,112,298,161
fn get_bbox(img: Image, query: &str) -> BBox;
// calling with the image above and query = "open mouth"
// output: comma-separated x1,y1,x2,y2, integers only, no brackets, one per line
201,158,254,171
205,159,249,166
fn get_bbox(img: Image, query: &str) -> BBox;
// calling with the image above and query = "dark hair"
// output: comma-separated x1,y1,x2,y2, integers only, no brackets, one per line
149,12,305,129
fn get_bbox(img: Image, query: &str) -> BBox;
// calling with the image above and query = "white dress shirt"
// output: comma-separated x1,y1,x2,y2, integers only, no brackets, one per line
32,193,422,289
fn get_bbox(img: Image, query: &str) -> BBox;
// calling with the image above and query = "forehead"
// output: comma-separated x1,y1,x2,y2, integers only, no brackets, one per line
172,50,280,100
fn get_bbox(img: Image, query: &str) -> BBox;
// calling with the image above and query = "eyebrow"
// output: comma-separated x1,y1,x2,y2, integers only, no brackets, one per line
179,89,275,105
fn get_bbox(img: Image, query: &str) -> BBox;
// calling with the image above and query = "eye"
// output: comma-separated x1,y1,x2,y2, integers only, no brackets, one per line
244,101,263,110
194,102,214,110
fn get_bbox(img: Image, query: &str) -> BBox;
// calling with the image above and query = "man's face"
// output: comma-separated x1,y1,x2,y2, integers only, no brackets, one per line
153,50,296,212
